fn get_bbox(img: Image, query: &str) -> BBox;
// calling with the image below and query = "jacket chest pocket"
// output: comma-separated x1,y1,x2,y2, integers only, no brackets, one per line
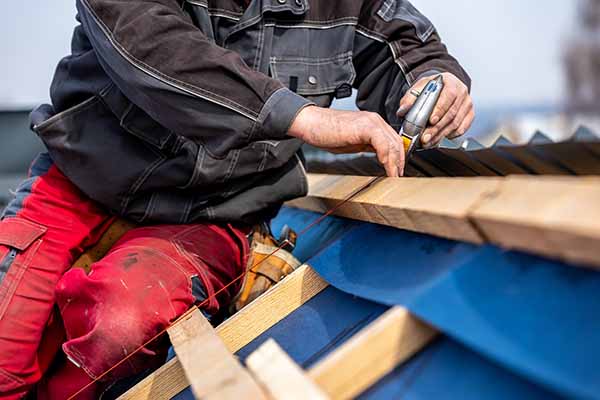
269,52,356,102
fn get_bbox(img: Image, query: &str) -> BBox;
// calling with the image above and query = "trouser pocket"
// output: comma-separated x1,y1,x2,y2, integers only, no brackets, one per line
0,218,47,319
0,217,47,394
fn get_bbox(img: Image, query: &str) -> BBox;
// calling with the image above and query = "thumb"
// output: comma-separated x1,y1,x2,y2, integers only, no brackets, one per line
396,78,429,117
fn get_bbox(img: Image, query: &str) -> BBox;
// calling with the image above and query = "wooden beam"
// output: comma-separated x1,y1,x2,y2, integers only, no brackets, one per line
168,308,266,399
307,307,437,400
216,265,328,353
246,339,329,400
470,175,600,268
119,264,329,400
287,174,502,244
288,174,600,269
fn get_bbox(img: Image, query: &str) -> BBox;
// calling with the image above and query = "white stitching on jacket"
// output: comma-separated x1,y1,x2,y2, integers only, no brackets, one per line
80,0,259,121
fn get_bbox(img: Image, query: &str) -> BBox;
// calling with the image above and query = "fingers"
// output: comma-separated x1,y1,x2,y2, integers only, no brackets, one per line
428,83,458,126
451,108,475,139
396,78,429,117
367,114,405,177
431,95,473,145
373,131,404,178
422,95,460,146
380,116,405,177
383,121,406,177
419,73,473,147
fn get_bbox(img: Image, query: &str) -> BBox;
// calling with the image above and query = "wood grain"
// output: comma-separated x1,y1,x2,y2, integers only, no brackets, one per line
168,309,266,399
287,174,503,244
307,307,438,400
470,176,600,268
289,174,600,269
119,265,329,400
117,359,188,400
217,265,329,354
247,339,329,400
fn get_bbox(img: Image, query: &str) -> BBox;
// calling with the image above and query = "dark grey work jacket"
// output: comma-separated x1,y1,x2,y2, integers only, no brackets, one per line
30,0,470,224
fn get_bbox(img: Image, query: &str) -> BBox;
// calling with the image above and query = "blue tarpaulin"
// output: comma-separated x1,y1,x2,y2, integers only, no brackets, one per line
277,208,600,399
171,207,600,399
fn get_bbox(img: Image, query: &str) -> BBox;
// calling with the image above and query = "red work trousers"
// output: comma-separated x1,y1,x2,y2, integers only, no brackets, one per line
0,153,248,399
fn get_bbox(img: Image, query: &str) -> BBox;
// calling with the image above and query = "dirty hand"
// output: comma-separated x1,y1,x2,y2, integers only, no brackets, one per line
397,72,474,148
289,106,405,177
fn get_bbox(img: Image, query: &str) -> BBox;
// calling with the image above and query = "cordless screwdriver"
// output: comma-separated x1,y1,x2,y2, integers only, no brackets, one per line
400,75,444,158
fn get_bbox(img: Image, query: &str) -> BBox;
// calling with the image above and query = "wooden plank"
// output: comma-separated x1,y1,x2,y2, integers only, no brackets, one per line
117,359,188,400
216,265,328,353
287,174,503,244
119,264,329,400
470,176,600,269
307,307,437,400
246,339,329,400
168,309,266,400
288,174,600,269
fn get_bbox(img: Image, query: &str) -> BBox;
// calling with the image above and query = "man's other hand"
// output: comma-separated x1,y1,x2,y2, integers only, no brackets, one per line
289,107,405,177
397,72,474,148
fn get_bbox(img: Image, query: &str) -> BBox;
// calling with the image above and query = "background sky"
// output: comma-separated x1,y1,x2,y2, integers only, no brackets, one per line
0,0,575,110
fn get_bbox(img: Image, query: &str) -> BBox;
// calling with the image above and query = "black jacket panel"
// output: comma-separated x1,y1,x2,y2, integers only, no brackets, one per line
31,0,470,224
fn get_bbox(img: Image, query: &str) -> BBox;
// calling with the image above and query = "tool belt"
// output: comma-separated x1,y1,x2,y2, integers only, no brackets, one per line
230,223,301,313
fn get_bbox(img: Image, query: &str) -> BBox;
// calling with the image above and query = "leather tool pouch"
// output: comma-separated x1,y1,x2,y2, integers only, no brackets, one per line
230,224,301,313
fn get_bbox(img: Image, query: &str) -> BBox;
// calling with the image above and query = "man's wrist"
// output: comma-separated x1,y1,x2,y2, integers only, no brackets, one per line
255,88,314,140
288,104,319,141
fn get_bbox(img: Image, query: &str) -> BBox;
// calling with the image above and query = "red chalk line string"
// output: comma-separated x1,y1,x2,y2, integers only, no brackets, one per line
67,175,385,400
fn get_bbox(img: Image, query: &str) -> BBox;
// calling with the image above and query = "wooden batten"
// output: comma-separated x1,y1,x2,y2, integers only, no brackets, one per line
217,264,329,353
167,309,266,399
308,307,438,400
288,174,600,270
247,339,329,400
287,174,502,244
119,265,329,400
470,176,600,268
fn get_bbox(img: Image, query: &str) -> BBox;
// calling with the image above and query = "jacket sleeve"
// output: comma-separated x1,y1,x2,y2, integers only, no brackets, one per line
76,0,311,144
352,0,471,129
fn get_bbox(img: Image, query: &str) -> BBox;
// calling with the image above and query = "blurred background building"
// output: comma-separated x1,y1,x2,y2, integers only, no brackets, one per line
564,0,600,114
0,0,598,205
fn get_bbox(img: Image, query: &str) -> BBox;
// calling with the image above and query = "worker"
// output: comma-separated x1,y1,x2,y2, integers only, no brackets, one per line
0,0,473,398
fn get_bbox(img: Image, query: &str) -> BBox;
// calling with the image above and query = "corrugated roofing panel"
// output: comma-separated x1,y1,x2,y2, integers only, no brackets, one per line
305,126,600,177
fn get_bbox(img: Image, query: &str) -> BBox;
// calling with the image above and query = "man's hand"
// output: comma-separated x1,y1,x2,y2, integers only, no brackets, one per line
289,106,405,177
397,72,474,148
